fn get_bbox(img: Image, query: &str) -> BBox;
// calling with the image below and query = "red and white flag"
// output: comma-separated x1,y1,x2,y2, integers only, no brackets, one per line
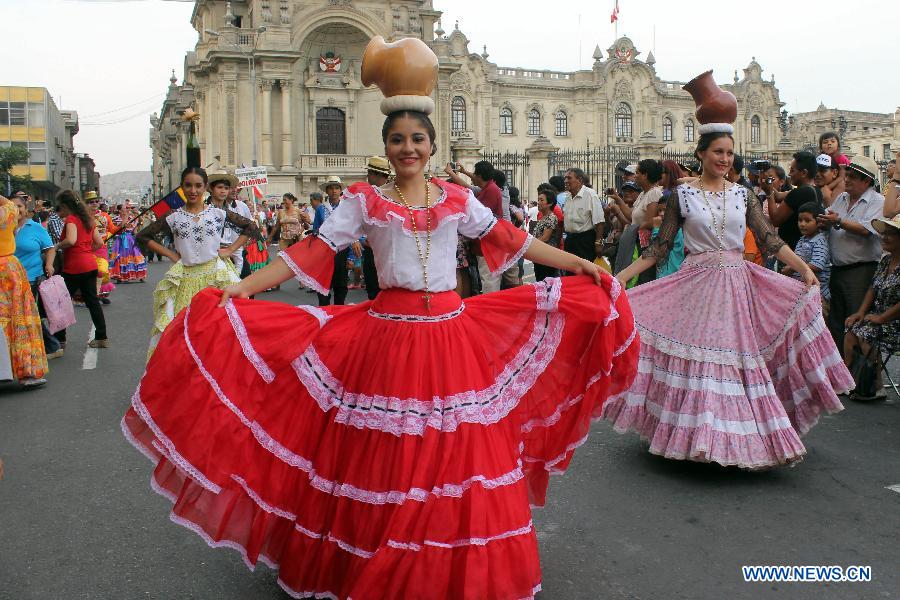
610,0,619,23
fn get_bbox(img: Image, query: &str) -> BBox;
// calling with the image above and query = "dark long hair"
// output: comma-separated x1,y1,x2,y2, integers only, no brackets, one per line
660,160,682,191
56,189,94,230
694,132,734,158
381,110,437,156
180,166,208,186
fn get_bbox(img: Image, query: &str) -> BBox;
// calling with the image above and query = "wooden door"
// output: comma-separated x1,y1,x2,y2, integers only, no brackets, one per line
316,107,346,154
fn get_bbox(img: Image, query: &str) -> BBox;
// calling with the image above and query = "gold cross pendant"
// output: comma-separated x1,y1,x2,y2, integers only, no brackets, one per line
422,292,432,312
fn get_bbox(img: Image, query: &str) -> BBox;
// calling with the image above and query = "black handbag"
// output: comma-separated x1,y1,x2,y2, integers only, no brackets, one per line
849,344,880,398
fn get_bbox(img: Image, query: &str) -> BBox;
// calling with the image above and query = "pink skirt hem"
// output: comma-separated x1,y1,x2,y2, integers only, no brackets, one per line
603,252,852,469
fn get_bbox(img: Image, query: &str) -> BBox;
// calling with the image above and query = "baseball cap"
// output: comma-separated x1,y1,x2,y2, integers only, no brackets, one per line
621,181,641,192
617,164,637,175
816,153,835,169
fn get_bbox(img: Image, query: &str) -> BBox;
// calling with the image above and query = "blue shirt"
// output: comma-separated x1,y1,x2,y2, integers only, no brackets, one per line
652,226,684,278
793,232,831,301
14,220,53,282
312,204,329,232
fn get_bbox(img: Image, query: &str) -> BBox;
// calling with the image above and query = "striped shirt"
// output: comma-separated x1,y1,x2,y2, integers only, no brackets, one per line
793,232,831,300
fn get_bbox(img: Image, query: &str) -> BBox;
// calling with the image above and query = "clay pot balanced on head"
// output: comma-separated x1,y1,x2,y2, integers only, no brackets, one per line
361,35,439,115
682,70,737,132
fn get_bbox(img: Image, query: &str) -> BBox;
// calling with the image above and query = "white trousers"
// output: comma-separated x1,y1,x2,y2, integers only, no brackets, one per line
477,256,501,293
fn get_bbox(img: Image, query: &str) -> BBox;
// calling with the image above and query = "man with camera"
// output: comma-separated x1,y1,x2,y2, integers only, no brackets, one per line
762,151,820,250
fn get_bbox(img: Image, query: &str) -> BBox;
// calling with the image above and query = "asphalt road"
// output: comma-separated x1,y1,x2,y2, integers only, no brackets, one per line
1,260,898,600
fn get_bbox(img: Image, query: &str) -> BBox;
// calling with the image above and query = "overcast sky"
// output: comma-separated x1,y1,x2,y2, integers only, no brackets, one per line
8,0,897,175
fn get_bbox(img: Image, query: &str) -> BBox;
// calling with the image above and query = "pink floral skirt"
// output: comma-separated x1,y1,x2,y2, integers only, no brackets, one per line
603,250,853,468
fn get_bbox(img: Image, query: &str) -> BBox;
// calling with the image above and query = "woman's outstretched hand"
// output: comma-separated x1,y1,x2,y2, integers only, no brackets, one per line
801,268,819,288
219,283,249,307
573,257,605,286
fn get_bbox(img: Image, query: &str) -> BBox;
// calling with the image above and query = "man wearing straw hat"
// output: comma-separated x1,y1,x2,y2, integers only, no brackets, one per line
817,155,885,348
206,170,250,274
362,157,391,299
316,175,351,305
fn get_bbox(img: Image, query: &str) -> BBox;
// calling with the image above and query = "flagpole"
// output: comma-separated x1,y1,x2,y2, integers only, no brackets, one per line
104,204,158,243
104,188,182,242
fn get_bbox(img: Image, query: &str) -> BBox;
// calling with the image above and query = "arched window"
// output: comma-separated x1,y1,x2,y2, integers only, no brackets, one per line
751,115,761,144
662,116,673,142
527,109,541,135
451,96,466,133
684,118,695,143
615,103,632,138
555,110,568,136
499,107,513,134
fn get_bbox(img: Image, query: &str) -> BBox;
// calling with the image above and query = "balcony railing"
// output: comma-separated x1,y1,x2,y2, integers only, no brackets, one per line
237,32,256,46
297,154,369,170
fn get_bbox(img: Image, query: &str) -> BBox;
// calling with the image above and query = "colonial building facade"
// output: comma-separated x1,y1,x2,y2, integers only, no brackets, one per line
153,0,889,200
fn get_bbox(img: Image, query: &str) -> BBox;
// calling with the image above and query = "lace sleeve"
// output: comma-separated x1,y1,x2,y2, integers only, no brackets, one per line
745,189,785,257
135,213,173,254
641,192,683,263
224,209,262,241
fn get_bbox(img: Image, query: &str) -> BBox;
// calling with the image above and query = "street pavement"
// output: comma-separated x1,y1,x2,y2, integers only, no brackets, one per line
1,260,898,600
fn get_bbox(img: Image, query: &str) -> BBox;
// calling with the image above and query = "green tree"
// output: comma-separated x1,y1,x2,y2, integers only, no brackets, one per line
0,145,32,196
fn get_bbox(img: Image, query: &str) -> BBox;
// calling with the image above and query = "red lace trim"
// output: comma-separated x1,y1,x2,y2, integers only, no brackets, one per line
350,179,470,235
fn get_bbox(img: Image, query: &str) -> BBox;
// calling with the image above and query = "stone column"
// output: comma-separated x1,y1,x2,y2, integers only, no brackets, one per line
635,133,665,160
261,79,274,166
281,81,293,169
450,134,483,169
526,136,558,197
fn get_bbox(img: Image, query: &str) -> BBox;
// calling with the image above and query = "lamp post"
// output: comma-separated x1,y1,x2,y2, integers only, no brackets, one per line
205,27,266,167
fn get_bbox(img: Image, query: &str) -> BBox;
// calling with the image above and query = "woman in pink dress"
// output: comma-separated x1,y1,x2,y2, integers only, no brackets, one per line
603,71,853,469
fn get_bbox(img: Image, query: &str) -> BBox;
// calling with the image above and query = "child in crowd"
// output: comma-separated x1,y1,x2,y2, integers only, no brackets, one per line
347,241,364,289
819,131,848,200
651,200,684,278
782,202,830,314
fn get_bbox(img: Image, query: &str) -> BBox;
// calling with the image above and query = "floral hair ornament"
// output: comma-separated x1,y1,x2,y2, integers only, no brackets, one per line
361,36,439,116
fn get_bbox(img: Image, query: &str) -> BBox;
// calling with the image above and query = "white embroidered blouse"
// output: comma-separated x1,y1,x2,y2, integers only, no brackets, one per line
283,180,532,294
646,183,784,263
137,206,259,267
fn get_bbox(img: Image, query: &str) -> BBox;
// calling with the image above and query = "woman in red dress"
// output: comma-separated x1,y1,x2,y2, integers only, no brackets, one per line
122,37,638,599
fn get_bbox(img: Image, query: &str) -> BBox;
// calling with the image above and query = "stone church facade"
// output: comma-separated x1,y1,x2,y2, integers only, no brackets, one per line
151,0,790,198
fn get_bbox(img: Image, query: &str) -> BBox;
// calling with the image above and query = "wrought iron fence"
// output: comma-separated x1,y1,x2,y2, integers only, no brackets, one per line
480,150,529,194
548,146,781,191
548,146,640,192
659,149,699,170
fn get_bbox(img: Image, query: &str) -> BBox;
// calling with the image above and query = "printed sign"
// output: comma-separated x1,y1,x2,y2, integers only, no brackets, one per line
235,166,268,188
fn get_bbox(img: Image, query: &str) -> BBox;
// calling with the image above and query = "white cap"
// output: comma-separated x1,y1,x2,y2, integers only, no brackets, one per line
618,164,637,175
816,153,834,168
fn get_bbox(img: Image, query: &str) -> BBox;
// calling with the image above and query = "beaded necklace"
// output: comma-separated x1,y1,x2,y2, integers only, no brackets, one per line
394,181,433,311
698,177,730,266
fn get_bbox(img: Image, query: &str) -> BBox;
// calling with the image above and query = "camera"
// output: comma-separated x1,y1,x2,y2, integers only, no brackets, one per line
752,159,771,172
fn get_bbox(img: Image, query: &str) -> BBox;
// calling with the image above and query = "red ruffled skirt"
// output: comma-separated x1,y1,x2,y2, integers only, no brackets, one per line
122,275,638,599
